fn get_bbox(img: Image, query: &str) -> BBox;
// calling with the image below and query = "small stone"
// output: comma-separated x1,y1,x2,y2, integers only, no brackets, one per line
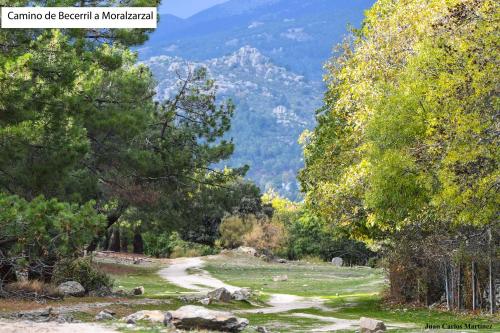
126,318,136,325
132,286,145,295
331,257,343,267
257,326,269,333
277,258,287,263
102,309,116,316
360,317,386,333
95,311,114,321
272,275,288,282
199,297,211,305
122,310,165,323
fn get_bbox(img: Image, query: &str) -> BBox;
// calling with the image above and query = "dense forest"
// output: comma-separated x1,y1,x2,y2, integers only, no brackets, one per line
0,0,498,318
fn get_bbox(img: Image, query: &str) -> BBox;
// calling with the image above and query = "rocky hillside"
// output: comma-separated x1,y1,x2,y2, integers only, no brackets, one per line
144,47,322,198
140,0,374,198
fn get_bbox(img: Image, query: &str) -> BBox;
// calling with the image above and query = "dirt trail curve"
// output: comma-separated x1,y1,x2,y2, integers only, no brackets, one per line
158,256,326,314
159,256,416,332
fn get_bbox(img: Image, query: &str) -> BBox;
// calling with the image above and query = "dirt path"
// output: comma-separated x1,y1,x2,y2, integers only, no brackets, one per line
0,320,119,333
159,256,417,332
158,257,326,314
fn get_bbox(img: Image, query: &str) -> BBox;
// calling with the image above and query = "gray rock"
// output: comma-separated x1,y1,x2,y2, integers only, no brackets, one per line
122,310,165,323
256,326,269,333
272,275,288,282
126,318,136,325
57,281,85,297
95,311,114,321
207,287,232,302
167,305,248,332
331,257,343,267
235,246,257,256
232,288,251,301
360,317,386,333
163,311,173,326
132,286,145,295
199,297,211,305
276,258,287,263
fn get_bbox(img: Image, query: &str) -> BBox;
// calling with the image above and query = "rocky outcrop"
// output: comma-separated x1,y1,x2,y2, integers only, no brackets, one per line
360,317,386,333
57,281,85,297
166,305,249,332
232,288,251,301
208,287,232,302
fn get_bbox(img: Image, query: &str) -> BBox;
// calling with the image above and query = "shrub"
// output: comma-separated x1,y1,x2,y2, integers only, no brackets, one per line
52,257,113,293
218,215,254,249
243,218,287,255
143,232,171,258
0,193,106,283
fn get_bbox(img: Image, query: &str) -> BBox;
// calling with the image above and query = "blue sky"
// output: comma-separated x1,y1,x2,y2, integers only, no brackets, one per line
159,0,229,18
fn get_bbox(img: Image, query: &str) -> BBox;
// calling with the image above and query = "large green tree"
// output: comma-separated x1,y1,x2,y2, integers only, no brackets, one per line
300,0,498,309
1,1,243,254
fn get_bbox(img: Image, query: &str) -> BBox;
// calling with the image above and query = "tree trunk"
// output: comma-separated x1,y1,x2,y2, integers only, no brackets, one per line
133,232,144,254
102,229,111,251
121,233,129,253
457,264,462,310
472,261,477,311
109,227,121,252
445,264,451,310
488,228,496,314
87,209,124,252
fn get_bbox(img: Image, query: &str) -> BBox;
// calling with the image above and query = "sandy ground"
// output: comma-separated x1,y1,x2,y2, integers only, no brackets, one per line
0,320,118,333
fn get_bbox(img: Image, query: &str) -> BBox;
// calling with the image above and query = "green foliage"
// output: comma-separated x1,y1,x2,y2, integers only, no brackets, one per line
301,0,499,238
0,0,247,256
300,0,499,308
0,192,105,281
52,257,113,292
0,193,105,258
143,231,218,258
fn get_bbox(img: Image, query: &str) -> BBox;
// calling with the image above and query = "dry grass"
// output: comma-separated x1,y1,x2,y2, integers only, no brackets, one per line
4,280,63,299
95,262,143,276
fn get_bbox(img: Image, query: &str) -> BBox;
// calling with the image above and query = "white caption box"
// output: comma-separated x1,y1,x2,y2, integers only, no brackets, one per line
1,7,157,29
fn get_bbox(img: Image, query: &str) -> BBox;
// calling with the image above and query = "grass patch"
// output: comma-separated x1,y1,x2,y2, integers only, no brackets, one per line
291,294,499,332
204,253,385,298
109,264,188,298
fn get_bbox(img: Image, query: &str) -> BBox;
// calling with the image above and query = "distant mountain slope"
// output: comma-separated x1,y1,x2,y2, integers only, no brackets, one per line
144,47,322,198
141,0,374,79
140,0,374,199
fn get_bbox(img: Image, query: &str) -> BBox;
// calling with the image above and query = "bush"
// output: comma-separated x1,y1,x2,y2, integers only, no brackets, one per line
218,215,253,249
52,257,113,293
0,193,106,283
143,232,171,258
243,218,287,255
